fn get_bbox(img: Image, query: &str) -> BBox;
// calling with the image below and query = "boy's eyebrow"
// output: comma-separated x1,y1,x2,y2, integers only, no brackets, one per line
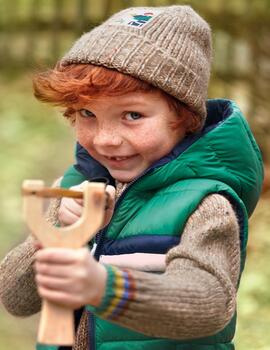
111,94,160,107
83,95,155,109
116,100,147,108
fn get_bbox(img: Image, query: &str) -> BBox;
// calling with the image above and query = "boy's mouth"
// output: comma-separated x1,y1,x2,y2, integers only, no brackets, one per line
104,155,137,162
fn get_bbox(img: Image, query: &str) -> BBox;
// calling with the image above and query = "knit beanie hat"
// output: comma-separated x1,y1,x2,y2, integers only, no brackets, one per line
61,6,212,123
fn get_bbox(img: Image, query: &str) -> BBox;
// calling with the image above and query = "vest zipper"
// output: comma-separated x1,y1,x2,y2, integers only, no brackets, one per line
94,167,154,260
89,313,96,350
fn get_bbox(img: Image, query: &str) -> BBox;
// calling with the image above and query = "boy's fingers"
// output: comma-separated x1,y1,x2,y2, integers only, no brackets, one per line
36,273,70,290
58,198,83,226
61,198,83,216
37,286,76,308
59,210,80,226
35,248,80,264
74,198,83,205
105,185,116,210
35,262,74,278
106,185,116,199
69,183,115,209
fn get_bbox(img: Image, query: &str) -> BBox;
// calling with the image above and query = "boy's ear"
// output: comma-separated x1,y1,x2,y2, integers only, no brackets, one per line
184,110,202,134
168,117,185,131
169,109,201,134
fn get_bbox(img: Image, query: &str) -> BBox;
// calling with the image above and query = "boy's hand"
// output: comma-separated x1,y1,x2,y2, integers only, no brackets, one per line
34,247,107,309
58,181,115,228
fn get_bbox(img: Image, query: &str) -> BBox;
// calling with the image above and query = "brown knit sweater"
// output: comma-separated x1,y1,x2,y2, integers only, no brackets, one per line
0,187,240,349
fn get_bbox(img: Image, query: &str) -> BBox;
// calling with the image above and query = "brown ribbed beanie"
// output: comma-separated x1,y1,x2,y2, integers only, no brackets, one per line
61,6,212,123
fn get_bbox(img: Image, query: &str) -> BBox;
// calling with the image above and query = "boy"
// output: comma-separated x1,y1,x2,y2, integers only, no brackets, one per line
0,5,264,350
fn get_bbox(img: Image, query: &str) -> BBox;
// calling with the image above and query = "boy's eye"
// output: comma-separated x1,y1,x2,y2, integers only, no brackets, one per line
78,109,95,118
125,112,143,121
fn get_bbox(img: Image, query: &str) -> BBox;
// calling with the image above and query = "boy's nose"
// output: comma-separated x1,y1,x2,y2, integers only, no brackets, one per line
93,128,123,148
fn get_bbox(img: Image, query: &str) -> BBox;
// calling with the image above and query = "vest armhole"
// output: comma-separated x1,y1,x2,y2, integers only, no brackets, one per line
217,190,248,279
60,165,88,189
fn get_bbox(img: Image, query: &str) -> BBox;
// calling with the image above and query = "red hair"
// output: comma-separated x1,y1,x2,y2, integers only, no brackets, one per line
33,64,201,133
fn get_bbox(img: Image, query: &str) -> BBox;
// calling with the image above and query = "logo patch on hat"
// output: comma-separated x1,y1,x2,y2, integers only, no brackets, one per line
111,8,162,28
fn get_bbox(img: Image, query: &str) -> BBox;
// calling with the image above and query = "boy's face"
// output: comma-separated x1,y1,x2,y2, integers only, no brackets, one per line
74,91,186,182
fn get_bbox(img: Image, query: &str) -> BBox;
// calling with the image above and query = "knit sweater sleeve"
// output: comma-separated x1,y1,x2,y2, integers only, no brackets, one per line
89,194,241,339
0,196,61,317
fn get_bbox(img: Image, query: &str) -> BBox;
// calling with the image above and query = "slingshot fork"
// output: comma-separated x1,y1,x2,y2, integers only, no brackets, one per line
22,180,106,346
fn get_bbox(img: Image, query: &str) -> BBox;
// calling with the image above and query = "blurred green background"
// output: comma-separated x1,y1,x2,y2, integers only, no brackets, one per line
0,0,269,349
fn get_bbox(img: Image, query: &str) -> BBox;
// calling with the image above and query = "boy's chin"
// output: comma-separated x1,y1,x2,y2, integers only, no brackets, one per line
109,169,141,183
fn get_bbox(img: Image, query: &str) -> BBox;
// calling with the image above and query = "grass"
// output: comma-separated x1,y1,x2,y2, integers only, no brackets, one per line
0,74,269,350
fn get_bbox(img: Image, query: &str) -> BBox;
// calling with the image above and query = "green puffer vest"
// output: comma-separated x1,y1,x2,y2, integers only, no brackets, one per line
60,99,263,350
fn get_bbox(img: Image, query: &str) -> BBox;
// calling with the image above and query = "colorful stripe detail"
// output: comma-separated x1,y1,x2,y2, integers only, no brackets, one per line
87,265,135,320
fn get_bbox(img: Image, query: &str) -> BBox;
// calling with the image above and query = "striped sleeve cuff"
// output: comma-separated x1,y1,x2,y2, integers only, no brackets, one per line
86,264,135,320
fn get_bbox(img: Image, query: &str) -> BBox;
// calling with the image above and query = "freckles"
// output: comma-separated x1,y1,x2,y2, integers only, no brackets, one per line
76,127,92,146
138,134,160,154
137,130,152,146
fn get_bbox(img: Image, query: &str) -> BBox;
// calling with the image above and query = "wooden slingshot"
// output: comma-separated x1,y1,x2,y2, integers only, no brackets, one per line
22,180,106,346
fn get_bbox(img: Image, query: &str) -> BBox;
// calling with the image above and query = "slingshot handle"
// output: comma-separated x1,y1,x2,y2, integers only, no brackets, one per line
22,179,106,346
38,300,74,345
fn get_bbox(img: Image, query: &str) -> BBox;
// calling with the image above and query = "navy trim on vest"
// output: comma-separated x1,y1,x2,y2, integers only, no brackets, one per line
100,235,181,255
89,313,96,350
75,143,115,185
